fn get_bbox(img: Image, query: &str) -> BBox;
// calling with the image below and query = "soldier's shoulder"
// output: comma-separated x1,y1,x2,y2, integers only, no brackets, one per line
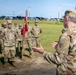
3,28,8,32
11,28,16,31
36,25,41,28
28,26,32,29
0,27,3,31
60,32,70,40
32,26,35,29
32,25,35,28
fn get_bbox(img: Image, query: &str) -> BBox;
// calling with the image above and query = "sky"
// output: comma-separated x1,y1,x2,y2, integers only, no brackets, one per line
0,0,76,18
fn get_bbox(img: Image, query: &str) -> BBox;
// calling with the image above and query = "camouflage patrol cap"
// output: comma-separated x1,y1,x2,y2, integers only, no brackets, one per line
7,20,12,24
14,22,17,25
19,24,22,27
3,22,7,25
35,20,38,23
65,10,76,17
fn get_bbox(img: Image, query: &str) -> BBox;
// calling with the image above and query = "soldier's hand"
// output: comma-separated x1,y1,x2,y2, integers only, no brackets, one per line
52,42,58,49
32,44,44,54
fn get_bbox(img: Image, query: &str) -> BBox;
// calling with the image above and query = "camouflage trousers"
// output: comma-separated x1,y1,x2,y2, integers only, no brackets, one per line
22,39,34,55
0,39,4,53
16,40,22,51
3,46,16,62
33,37,40,47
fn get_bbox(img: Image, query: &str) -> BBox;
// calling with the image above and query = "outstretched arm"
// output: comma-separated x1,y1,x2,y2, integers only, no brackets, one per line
32,44,44,54
32,45,62,65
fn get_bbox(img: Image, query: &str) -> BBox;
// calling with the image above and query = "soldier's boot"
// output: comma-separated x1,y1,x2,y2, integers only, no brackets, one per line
3,60,9,68
10,57,15,62
10,57,17,68
21,47,25,60
22,55,25,60
21,49,25,60
29,52,35,59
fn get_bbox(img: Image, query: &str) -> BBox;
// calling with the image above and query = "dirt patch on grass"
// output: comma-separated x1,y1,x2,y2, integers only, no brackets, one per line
0,56,56,75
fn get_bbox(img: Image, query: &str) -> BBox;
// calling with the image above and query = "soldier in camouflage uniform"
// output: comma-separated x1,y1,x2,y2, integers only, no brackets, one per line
32,20,42,47
2,22,8,32
0,22,8,54
0,24,3,53
32,10,76,75
22,21,34,59
0,26,2,50
2,21,17,64
14,22,18,31
16,24,23,58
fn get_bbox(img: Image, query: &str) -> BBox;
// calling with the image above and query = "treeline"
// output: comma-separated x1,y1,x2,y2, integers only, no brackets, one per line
0,16,48,20
0,16,63,21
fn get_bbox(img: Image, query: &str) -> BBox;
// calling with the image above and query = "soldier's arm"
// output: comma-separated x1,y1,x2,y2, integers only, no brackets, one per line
43,51,63,65
31,27,34,35
14,29,18,39
0,28,2,34
32,45,62,65
56,34,70,54
39,26,42,33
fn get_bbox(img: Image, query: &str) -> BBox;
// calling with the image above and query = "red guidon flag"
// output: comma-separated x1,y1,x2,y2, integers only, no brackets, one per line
21,10,28,36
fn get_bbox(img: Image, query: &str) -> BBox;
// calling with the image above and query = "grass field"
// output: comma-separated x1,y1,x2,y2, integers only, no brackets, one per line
0,20,63,53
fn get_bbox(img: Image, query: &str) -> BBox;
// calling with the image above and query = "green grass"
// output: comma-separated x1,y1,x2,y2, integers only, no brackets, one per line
40,21,63,53
0,20,64,64
0,20,63,53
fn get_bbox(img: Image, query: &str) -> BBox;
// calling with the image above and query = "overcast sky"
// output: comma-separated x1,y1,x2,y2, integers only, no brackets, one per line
0,0,76,18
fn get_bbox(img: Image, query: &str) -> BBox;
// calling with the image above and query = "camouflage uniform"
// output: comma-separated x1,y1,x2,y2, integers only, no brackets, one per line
23,26,34,57
2,26,17,62
43,25,76,75
0,22,7,53
0,27,3,53
14,22,19,31
32,23,42,47
16,24,23,57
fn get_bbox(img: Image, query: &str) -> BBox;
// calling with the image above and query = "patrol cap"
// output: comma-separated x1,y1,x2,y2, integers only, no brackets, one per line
7,20,12,24
3,22,7,25
35,20,38,23
19,24,22,27
14,22,17,25
65,10,76,18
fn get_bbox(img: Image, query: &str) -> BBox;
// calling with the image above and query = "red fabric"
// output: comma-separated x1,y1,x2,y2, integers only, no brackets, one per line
21,11,28,36
21,23,28,36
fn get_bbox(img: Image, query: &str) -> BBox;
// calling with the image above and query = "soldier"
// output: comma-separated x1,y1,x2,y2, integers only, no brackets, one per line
32,20,42,47
2,20,17,65
0,22,8,54
2,22,8,31
14,22,18,30
32,10,76,75
22,21,34,59
0,24,3,53
16,24,23,58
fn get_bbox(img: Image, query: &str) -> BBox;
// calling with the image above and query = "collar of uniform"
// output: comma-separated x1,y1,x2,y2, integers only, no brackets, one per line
67,25,76,35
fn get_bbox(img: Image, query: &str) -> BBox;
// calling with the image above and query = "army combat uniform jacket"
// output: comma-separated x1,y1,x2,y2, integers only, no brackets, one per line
3,28,16,47
32,25,42,47
32,25,42,38
43,26,76,75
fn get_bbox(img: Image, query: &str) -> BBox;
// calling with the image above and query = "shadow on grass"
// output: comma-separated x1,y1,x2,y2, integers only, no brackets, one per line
16,47,31,58
0,44,2,54
0,57,4,65
16,47,22,58
23,48,31,58
0,57,12,65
